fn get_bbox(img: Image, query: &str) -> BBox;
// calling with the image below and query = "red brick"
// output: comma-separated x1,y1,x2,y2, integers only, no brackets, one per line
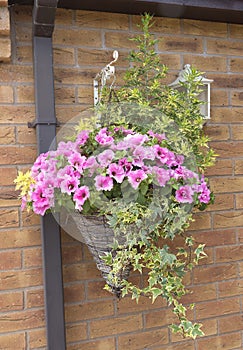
105,32,137,50
53,47,75,65
0,105,35,124
21,211,40,226
219,280,243,298
15,24,31,42
211,107,243,123
210,73,243,89
219,314,243,334
0,291,23,311
0,309,45,332
76,10,129,30
145,308,177,329
207,38,243,55
183,19,227,37
198,332,242,350
181,284,217,304
213,211,243,229
53,28,102,47
0,268,43,290
216,245,243,263
230,24,243,39
231,90,243,106
26,289,44,308
65,300,114,323
62,245,83,264
87,280,115,300
0,333,25,349
210,141,243,158
0,65,33,83
66,323,87,343
17,126,36,144
189,212,211,231
183,54,227,72
77,48,129,68
67,338,115,350
90,314,143,338
154,343,194,350
204,124,229,141
237,261,243,278
0,126,15,144
196,297,240,319
205,159,232,176
211,89,229,107
231,125,243,140
64,283,85,303
193,263,237,284
0,85,13,102
0,228,41,249
193,229,236,247
0,209,19,228
206,193,233,212
23,247,42,268
28,328,46,349
16,85,34,104
0,145,37,165
158,35,203,53
210,177,243,193
55,8,73,25
117,295,165,315
235,160,243,175
0,250,22,269
118,328,169,349
63,262,100,282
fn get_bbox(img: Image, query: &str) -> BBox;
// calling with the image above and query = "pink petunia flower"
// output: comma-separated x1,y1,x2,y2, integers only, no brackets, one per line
198,180,211,203
83,156,99,176
73,186,90,211
59,175,79,195
76,130,90,146
153,145,170,164
97,149,115,167
118,158,132,174
95,128,114,146
127,169,147,190
123,133,149,148
153,166,170,187
148,130,166,142
31,185,53,216
108,163,125,183
95,175,113,191
68,153,86,173
175,185,194,203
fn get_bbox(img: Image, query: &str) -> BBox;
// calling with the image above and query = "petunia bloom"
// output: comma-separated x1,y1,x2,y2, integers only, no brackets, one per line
95,175,113,191
175,185,194,203
108,163,125,183
127,169,147,190
73,186,90,210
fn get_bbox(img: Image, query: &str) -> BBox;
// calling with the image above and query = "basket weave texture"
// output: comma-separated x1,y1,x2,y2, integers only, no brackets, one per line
71,213,131,296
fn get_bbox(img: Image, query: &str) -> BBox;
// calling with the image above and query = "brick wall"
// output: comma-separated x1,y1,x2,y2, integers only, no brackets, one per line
0,0,10,61
1,5,243,349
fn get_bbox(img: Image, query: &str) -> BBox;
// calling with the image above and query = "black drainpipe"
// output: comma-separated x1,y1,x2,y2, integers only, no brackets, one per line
30,1,66,349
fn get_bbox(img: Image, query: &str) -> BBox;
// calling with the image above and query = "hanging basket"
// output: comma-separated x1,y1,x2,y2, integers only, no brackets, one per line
62,212,131,297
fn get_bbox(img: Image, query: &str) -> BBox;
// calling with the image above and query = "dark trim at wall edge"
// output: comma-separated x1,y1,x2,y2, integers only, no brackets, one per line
9,0,243,24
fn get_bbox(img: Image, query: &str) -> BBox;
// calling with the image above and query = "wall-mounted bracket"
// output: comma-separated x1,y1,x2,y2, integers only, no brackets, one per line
28,120,60,128
93,50,119,105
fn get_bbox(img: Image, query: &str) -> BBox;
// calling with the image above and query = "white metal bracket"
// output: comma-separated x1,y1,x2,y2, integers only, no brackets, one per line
93,50,119,106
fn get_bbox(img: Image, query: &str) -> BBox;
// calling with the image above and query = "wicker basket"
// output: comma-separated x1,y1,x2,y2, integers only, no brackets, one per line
63,212,131,297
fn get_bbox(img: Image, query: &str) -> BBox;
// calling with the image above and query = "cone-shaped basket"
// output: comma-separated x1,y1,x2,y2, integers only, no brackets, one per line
63,212,131,297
